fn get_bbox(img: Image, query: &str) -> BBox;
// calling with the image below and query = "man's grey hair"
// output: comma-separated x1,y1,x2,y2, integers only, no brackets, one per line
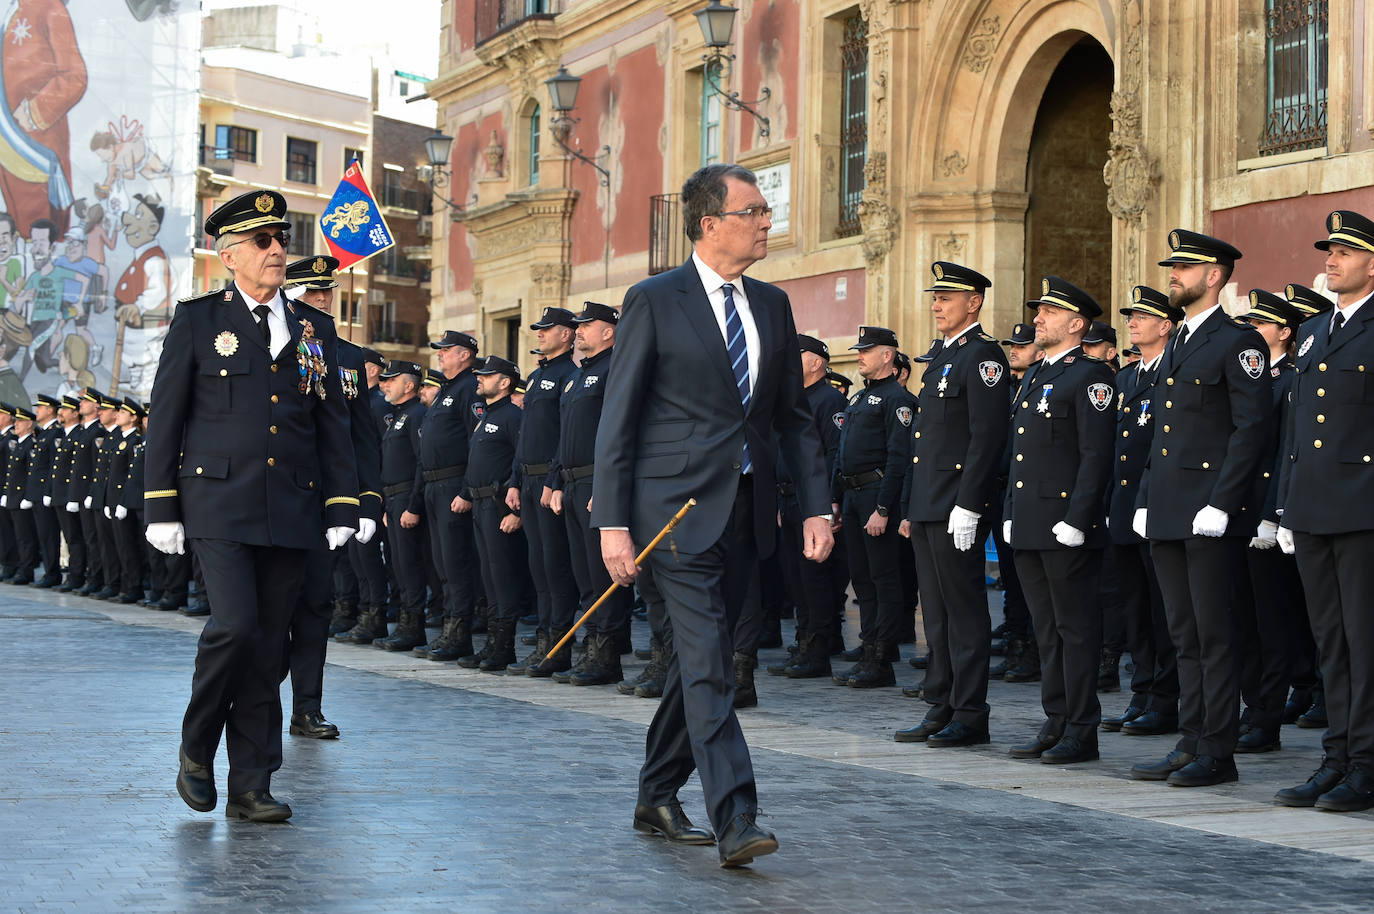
682,164,757,243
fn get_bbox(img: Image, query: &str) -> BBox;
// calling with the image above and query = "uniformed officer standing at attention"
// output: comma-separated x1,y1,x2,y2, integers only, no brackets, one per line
457,355,524,672
146,188,358,823
3,405,38,584
412,329,483,663
1003,277,1116,765
69,389,106,595
1131,230,1271,788
88,394,124,599
50,395,85,592
895,263,1007,748
1275,210,1374,811
1101,286,1181,737
506,308,580,674
832,326,910,689
0,404,16,581
26,393,63,587
104,397,144,603
375,359,428,652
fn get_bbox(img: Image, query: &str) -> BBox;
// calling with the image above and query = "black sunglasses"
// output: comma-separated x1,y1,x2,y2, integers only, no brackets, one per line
228,230,291,250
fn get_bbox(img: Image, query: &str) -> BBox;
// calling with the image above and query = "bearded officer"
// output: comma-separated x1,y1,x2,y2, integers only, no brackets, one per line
147,189,358,822
375,359,428,652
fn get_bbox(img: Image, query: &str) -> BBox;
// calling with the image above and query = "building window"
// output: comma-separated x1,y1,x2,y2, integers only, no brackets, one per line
214,125,256,163
344,147,364,171
380,168,416,209
286,137,318,184
528,104,541,186
836,13,868,238
700,62,722,166
1260,0,1327,156
286,211,315,256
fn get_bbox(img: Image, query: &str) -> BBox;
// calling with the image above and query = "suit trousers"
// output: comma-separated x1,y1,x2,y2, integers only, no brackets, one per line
424,479,478,622
1111,542,1178,714
913,519,992,730
1294,530,1374,770
286,542,332,716
521,476,578,631
779,494,838,639
1237,546,1306,731
472,496,524,624
565,477,631,635
56,505,86,586
1150,537,1244,758
182,539,307,795
384,495,427,616
78,506,103,587
32,504,60,580
1015,547,1104,741
8,507,37,575
638,480,757,834
841,485,904,644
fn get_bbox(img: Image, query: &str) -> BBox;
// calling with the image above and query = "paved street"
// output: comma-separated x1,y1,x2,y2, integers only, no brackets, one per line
3,586,1374,913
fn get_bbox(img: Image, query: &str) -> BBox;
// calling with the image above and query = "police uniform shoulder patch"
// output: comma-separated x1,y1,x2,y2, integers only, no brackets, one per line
832,411,844,430
1081,354,1103,362
1239,348,1264,379
472,403,484,418
977,360,1003,387
1298,335,1315,357
977,331,997,344
896,405,913,427
1064,355,1076,363
1271,366,1281,378
1087,383,1113,411
1233,317,1253,329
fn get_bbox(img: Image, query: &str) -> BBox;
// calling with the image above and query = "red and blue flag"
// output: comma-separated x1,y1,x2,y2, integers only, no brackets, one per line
318,159,395,270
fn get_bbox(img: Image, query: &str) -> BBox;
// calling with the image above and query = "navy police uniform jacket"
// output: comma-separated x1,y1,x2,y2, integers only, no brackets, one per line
333,337,384,525
511,351,578,490
780,377,846,489
381,397,426,515
25,421,60,505
464,396,521,501
1107,356,1160,544
834,373,911,510
143,283,360,549
551,346,612,484
418,367,482,481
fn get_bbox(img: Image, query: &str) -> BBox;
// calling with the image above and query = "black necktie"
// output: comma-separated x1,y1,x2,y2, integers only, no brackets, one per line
1331,312,1346,338
1173,324,1190,352
253,304,272,346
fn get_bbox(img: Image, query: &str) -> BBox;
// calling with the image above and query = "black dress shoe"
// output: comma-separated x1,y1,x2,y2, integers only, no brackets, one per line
176,747,216,812
900,682,924,699
894,717,949,743
224,789,292,822
716,810,778,867
289,711,340,739
1010,733,1061,759
1131,749,1195,781
1120,710,1179,736
1275,760,1345,807
1282,688,1314,724
1167,755,1238,787
908,653,928,670
1235,727,1281,753
926,721,989,748
1315,766,1374,812
632,801,715,845
1100,704,1146,732
1297,692,1328,728
1042,735,1099,765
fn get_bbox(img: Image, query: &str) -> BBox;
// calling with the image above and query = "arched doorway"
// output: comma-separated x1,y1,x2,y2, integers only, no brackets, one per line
1023,41,1114,308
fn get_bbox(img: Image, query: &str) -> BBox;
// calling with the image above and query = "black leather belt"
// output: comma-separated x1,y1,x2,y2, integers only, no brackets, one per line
561,464,594,484
838,468,884,490
422,465,464,483
521,462,552,477
777,482,797,496
469,483,501,499
383,481,411,498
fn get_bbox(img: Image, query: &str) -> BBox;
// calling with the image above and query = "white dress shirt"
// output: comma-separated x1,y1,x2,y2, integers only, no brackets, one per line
241,286,290,359
1176,302,1222,344
943,321,981,346
692,252,761,388
1331,289,1374,332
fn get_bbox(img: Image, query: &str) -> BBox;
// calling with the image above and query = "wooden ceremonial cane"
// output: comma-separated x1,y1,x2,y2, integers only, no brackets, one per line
541,497,697,664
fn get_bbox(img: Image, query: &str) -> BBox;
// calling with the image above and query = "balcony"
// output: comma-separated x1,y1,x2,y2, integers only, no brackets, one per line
475,0,560,46
370,319,424,347
197,145,235,177
649,193,689,276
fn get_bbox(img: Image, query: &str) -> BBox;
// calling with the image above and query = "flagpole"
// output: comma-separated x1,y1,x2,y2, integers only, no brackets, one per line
349,266,358,343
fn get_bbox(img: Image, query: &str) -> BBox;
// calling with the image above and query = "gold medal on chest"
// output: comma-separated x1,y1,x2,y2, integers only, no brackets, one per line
213,331,239,357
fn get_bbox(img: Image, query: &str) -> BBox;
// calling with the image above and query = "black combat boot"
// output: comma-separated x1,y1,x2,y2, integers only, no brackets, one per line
784,633,832,679
1297,689,1328,729
374,611,426,651
620,634,667,695
479,620,518,672
767,631,805,676
413,616,456,659
1003,634,1042,683
328,598,358,636
848,641,896,688
571,633,623,686
458,623,499,669
532,627,572,677
1098,647,1122,692
336,605,388,644
510,628,550,675
733,652,758,708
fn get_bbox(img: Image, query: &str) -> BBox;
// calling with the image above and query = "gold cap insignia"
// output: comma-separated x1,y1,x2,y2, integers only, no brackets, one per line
213,330,239,357
1041,278,1051,296
1133,287,1142,303
1169,230,1180,249
312,257,327,274
1249,291,1258,307
255,193,275,214
1285,284,1295,298
934,263,945,280
1331,211,1342,231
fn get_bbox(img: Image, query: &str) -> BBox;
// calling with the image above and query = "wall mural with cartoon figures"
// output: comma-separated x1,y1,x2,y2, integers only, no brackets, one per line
0,0,198,405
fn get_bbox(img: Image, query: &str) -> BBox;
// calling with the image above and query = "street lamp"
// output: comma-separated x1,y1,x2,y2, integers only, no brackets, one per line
420,131,473,212
543,66,611,187
694,0,770,139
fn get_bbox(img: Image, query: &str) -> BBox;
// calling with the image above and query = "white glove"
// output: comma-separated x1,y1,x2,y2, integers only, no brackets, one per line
1192,505,1229,537
947,505,981,552
1277,525,1296,555
1002,519,1012,544
1052,521,1085,548
18,499,31,510
145,521,185,555
354,517,377,544
115,505,128,520
325,525,357,551
42,495,50,507
83,495,91,509
65,501,79,513
1,496,8,508
1250,519,1278,550
1132,508,1148,540
102,506,111,518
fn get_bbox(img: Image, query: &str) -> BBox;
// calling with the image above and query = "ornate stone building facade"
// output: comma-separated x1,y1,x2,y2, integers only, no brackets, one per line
428,0,1370,373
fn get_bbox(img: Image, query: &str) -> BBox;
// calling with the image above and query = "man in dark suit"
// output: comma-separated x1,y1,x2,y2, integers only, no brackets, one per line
1131,230,1271,788
145,189,359,823
592,163,833,867
1276,210,1374,811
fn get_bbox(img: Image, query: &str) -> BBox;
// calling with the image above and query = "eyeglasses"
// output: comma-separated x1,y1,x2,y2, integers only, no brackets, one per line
227,230,291,250
716,205,773,221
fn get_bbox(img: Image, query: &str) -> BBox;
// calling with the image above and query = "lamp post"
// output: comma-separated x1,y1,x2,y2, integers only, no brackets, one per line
421,132,475,212
695,0,771,139
543,66,611,186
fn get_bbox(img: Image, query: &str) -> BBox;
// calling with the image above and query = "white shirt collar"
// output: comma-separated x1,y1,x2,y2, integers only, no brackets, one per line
1042,344,1081,366
1180,302,1222,338
1334,289,1374,329
1139,352,1164,373
692,251,735,296
943,321,981,347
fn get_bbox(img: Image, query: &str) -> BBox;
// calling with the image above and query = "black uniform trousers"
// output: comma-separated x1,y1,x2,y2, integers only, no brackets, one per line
347,535,387,607
841,484,903,644
912,519,993,730
285,542,333,717
520,476,578,632
0,508,15,573
157,551,190,602
638,480,757,834
1294,530,1374,771
332,547,357,605
990,490,1031,636
78,506,104,587
384,495,427,616
424,479,478,623
32,504,60,581
1099,549,1127,653
96,514,119,591
1237,546,1307,732
472,495,524,624
828,527,851,639
1015,547,1104,741
55,505,86,586
779,493,837,640
112,512,145,594
7,507,37,577
1112,542,1177,714
1149,537,1244,759
182,539,307,796
564,476,631,635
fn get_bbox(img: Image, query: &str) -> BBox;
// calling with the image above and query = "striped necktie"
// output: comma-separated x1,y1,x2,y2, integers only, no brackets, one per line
722,282,752,473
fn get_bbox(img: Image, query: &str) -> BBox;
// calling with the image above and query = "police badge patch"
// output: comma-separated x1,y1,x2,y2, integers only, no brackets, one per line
896,406,913,427
1298,335,1315,358
1239,348,1265,379
832,412,844,430
1087,383,1113,411
584,375,599,387
978,361,1003,387
484,422,499,433
472,403,484,418
540,379,555,390
443,396,454,406
866,395,882,405
213,331,239,357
